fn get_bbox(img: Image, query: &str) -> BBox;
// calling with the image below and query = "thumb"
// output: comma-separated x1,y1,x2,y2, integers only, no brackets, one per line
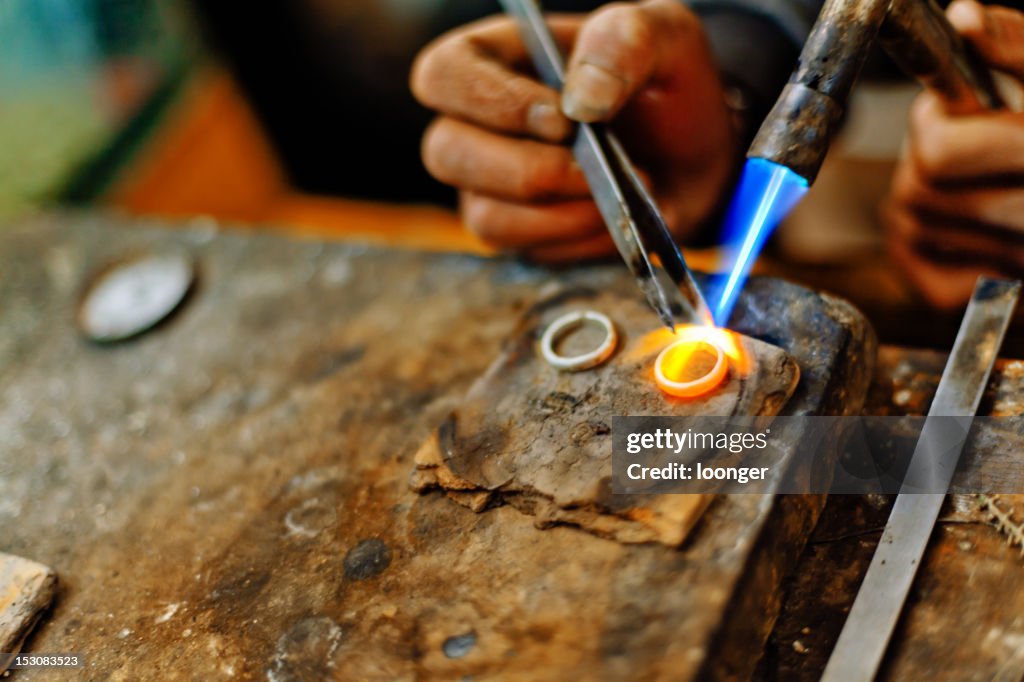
561,0,701,122
948,0,1024,81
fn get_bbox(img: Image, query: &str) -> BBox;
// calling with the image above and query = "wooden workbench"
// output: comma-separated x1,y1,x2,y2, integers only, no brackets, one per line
1,213,1021,680
761,348,1024,681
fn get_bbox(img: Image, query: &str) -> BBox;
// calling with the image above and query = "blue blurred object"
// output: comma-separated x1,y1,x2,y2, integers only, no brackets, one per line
709,158,809,326
0,0,97,85
0,0,192,219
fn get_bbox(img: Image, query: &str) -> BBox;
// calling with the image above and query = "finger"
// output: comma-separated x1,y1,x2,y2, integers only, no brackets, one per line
888,228,1001,310
883,198,1024,272
460,192,604,248
422,117,591,201
890,156,1024,236
411,15,579,142
562,0,702,122
948,0,1024,81
525,231,617,263
908,92,1024,182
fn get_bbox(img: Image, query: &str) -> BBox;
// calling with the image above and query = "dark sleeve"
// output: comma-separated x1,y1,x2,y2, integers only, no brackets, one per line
688,0,822,144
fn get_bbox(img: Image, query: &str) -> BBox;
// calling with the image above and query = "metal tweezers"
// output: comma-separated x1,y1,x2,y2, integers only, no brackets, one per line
500,0,713,330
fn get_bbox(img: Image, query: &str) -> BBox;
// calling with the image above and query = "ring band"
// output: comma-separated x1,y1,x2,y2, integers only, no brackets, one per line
654,338,728,397
540,310,618,371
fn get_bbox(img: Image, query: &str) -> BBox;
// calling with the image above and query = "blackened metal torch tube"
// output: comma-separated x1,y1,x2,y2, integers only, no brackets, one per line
749,0,1005,186
881,0,1004,115
747,0,892,184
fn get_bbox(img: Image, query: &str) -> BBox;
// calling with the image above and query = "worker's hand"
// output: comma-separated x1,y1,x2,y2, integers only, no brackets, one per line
884,0,1024,308
410,0,735,262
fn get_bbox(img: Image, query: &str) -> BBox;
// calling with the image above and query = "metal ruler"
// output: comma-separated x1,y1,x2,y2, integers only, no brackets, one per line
822,277,1020,682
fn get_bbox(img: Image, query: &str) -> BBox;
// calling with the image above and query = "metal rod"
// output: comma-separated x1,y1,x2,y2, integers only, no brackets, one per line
748,0,890,183
822,277,1020,682
881,0,1004,114
749,0,1003,184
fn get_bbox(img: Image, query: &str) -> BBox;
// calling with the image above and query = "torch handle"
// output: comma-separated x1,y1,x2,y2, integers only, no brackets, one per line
881,0,1004,115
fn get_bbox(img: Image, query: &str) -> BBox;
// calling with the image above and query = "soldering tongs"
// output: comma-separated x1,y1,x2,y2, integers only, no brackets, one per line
500,0,714,331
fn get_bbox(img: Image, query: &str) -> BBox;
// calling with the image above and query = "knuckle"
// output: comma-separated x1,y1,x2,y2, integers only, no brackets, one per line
409,43,443,105
598,4,655,49
907,97,955,178
499,79,538,125
900,206,925,238
907,93,941,141
635,0,699,46
577,4,648,57
912,134,955,179
901,213,926,241
594,2,637,22
420,119,457,182
461,195,502,241
410,37,465,108
644,0,697,31
909,129,953,180
574,2,669,84
599,3,642,24
890,167,923,206
882,199,921,240
519,150,571,199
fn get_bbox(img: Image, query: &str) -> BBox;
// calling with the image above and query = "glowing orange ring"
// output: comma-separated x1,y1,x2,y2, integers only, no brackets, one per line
654,339,728,398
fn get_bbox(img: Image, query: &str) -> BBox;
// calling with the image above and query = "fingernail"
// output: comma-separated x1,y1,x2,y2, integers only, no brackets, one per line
562,63,626,122
527,102,572,141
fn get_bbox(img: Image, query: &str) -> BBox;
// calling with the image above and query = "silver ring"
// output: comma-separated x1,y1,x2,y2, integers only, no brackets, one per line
540,310,618,371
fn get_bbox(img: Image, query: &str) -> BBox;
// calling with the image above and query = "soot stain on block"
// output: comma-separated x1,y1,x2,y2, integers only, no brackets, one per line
343,539,392,580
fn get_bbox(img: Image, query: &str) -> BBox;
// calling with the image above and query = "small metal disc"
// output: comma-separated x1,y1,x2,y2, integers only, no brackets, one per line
78,250,195,342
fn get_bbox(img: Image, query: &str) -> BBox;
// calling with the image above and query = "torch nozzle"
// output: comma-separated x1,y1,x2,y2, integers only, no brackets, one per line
718,0,1004,326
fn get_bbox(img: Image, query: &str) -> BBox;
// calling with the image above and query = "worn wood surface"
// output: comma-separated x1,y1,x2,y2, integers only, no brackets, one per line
761,347,1024,681
0,213,872,680
0,553,57,673
412,287,800,547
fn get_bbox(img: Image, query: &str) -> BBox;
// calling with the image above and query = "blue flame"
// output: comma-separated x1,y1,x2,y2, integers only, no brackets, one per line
710,158,809,326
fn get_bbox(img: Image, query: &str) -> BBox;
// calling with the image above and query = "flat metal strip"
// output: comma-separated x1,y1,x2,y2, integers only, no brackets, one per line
822,277,1020,682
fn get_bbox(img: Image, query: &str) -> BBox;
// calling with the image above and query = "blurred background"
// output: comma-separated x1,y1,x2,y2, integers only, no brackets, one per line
0,0,603,244
0,0,193,220
0,0,964,346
